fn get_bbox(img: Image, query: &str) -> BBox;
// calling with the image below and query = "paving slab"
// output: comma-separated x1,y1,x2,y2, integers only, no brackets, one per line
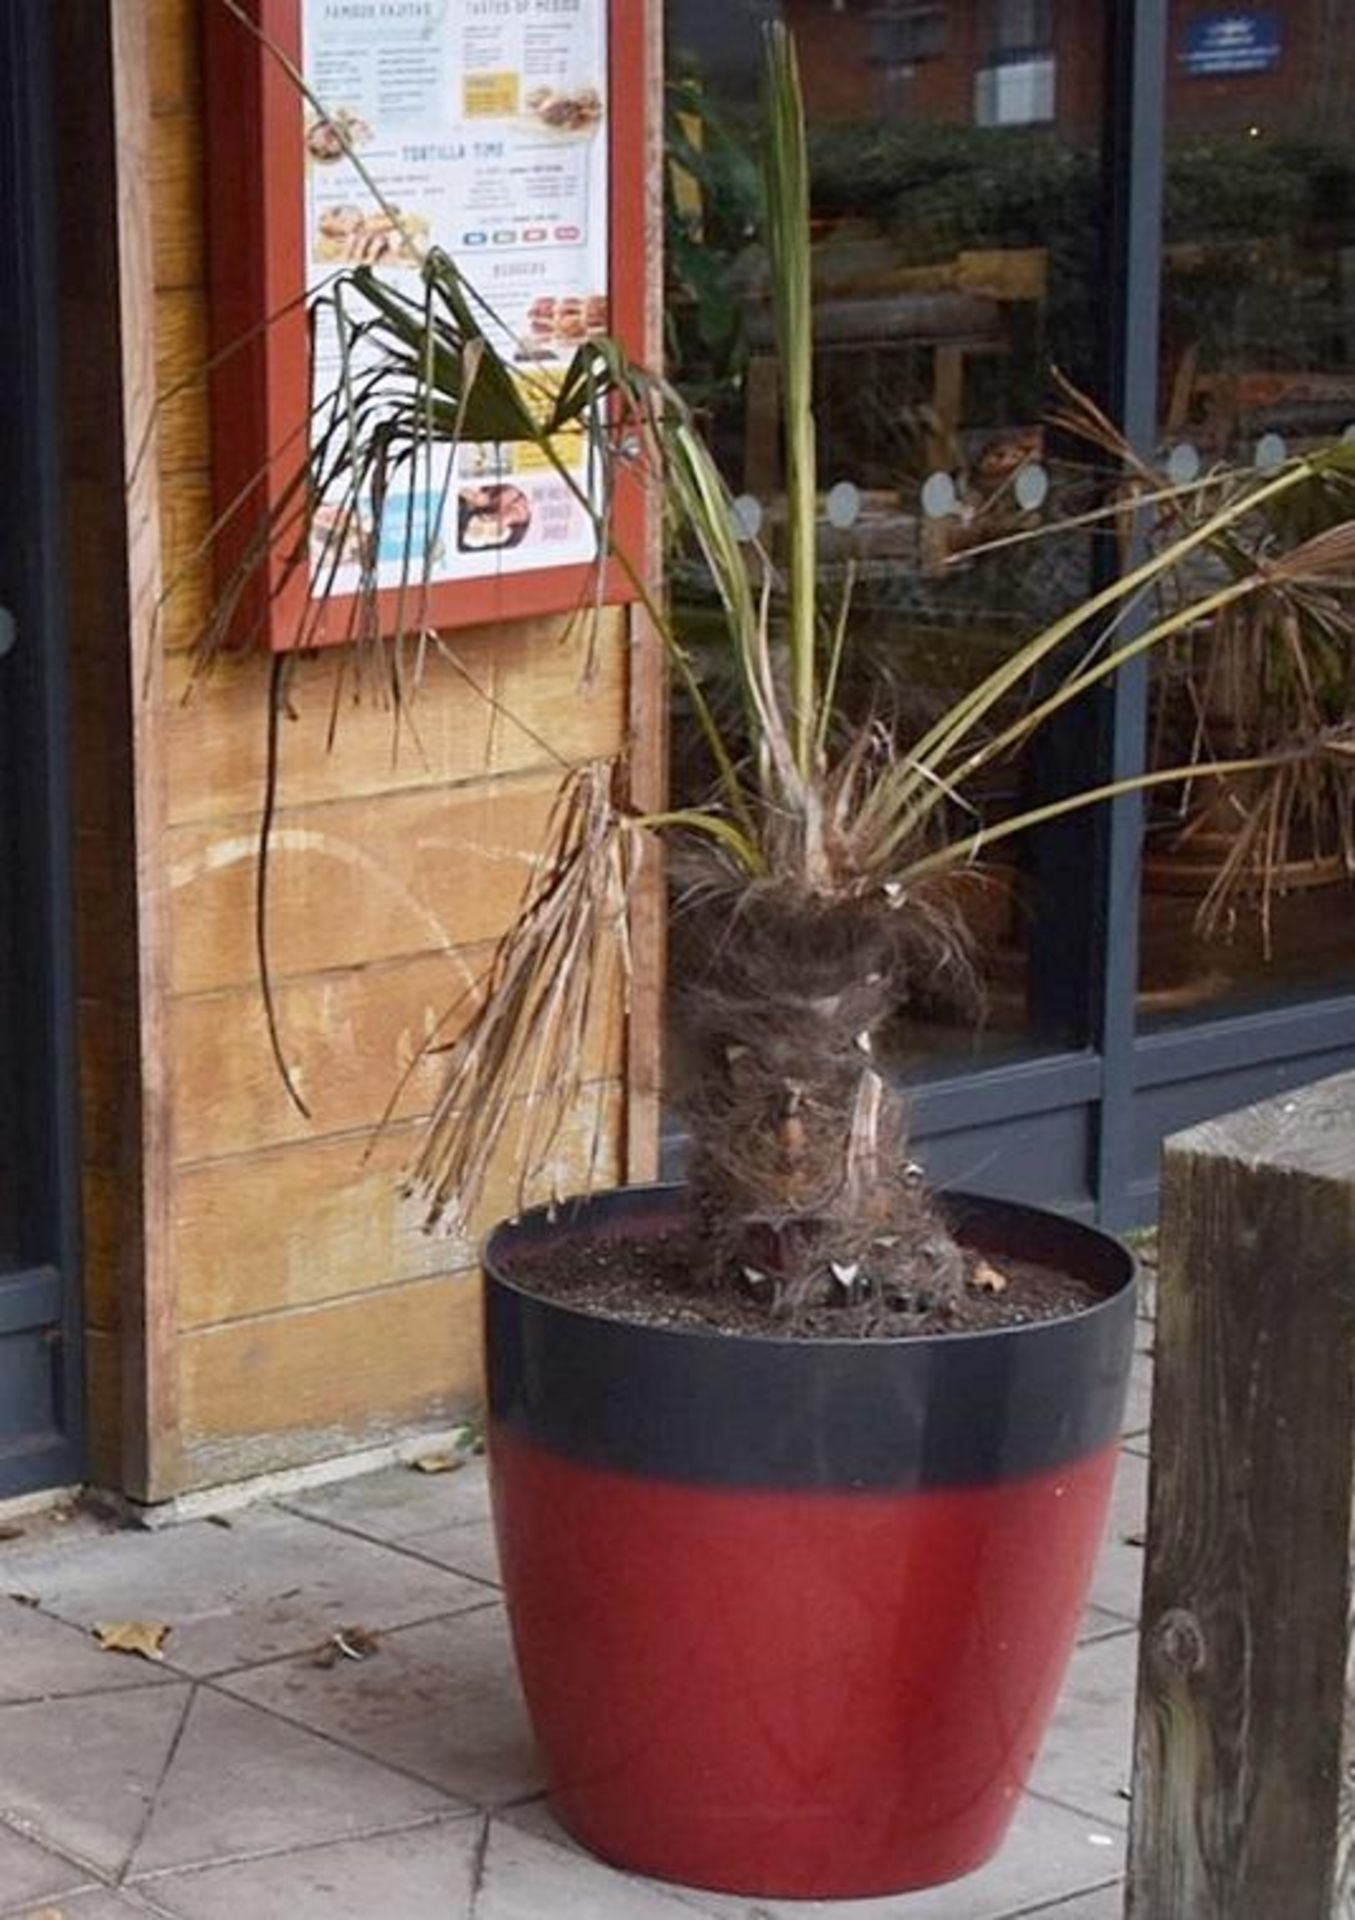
1023,1885,1125,1917
0,1596,174,1704
16,1895,161,1919
132,1815,705,1920
217,1606,542,1806
286,1462,491,1544
479,1817,722,1920
0,1820,99,1913
1078,1605,1135,1645
395,1519,501,1586
1087,1451,1148,1623
128,1817,473,1920
505,1791,1125,1920
1027,1630,1138,1830
127,1687,455,1876
0,1684,192,1878
1121,1348,1153,1442
7,1509,488,1677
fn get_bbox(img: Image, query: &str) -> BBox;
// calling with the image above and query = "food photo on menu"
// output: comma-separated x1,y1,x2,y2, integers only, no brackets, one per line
522,83,604,134
457,484,534,553
304,106,373,164
313,203,430,267
520,293,609,359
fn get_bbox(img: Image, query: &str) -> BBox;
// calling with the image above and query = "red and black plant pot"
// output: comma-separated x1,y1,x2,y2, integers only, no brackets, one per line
484,1183,1135,1900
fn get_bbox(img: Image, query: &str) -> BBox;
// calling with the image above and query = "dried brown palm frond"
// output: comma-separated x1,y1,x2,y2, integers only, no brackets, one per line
405,760,636,1229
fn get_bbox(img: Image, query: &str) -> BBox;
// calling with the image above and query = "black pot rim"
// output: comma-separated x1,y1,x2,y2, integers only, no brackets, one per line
485,1184,1137,1491
484,1181,1136,1353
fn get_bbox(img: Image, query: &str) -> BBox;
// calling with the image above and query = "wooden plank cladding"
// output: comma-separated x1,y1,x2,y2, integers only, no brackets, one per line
168,768,586,994
179,1270,485,1484
168,946,623,1165
162,616,626,826
173,1088,622,1331
89,0,653,1497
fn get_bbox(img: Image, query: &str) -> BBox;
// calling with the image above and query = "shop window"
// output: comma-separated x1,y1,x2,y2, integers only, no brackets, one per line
974,56,1055,125
867,1,948,70
985,0,1053,59
665,0,1108,1072
975,0,1055,126
1139,13,1355,1027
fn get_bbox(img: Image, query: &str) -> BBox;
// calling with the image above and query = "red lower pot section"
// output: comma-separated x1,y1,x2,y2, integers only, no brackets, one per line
491,1426,1119,1899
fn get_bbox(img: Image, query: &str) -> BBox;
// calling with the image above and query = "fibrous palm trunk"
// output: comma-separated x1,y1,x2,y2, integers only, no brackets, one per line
677,884,966,1323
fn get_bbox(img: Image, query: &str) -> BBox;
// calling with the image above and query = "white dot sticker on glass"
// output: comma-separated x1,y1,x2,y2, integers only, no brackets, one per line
1166,442,1201,487
1013,462,1048,512
921,471,958,520
1254,433,1287,473
826,480,862,530
731,494,763,544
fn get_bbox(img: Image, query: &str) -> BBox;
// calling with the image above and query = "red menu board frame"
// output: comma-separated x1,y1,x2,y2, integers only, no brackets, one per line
203,0,650,651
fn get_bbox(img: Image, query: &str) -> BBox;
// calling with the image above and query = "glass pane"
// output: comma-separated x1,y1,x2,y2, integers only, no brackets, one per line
665,0,1111,1070
1140,2,1355,1024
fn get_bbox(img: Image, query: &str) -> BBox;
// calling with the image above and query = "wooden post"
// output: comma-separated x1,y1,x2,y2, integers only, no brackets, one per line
1127,1070,1355,1919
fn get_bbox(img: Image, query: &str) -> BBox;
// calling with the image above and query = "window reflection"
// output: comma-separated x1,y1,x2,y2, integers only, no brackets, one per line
666,0,1108,1068
1141,0,1355,1023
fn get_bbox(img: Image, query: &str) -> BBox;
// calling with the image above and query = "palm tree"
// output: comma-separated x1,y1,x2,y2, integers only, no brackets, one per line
203,22,1355,1325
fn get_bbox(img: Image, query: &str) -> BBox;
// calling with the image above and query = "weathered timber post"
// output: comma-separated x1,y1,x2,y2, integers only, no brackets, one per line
1127,1070,1355,1920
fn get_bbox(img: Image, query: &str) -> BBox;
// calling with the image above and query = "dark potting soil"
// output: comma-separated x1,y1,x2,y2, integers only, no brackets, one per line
500,1228,1103,1340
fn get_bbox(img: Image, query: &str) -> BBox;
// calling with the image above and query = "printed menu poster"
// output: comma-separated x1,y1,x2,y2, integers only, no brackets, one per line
301,0,610,589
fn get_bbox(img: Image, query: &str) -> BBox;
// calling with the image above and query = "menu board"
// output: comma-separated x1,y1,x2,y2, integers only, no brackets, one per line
301,0,611,590
203,0,647,648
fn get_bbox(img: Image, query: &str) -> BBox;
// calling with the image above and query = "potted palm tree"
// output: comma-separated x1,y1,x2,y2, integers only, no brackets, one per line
198,17,1355,1898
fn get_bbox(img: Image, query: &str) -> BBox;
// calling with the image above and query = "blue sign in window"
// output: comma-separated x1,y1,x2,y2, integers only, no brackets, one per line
1182,12,1283,77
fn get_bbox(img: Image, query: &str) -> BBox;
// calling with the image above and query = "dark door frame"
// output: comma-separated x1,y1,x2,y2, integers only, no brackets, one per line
0,0,85,1494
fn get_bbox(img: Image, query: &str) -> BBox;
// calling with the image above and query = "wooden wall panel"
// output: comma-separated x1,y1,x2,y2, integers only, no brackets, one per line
173,1085,621,1329
58,5,150,1489
179,1270,484,1483
88,0,653,1495
84,1330,124,1488
149,106,206,291
153,288,212,475
161,615,626,826
169,945,623,1164
168,771,566,993
157,473,215,655
147,0,201,113
116,0,180,1499
80,1168,123,1333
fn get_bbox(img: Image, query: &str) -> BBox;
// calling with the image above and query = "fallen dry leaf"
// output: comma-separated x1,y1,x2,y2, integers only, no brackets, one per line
971,1259,1009,1295
312,1625,382,1669
410,1451,465,1476
94,1620,172,1662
